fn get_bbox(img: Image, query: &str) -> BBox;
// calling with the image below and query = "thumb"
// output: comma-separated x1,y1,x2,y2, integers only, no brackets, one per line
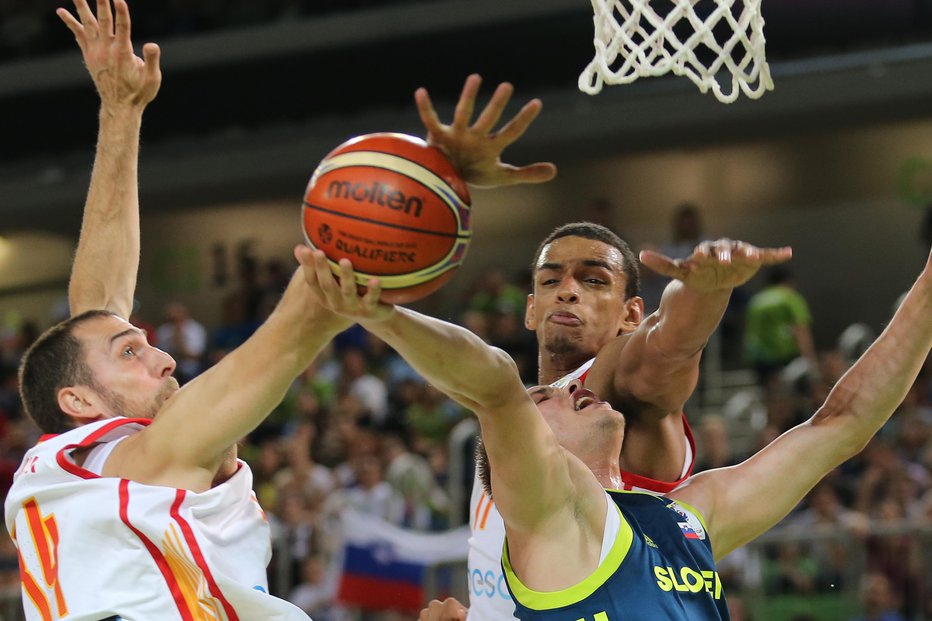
639,249,683,279
143,43,161,80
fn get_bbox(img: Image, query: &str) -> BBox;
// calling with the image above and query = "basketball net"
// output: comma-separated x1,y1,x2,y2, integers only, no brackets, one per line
578,0,774,103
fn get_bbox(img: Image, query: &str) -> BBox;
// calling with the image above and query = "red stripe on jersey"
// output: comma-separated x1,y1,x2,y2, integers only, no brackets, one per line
55,418,152,480
17,547,52,621
118,479,196,621
170,490,240,621
473,493,487,530
479,495,494,530
619,413,696,494
576,365,697,494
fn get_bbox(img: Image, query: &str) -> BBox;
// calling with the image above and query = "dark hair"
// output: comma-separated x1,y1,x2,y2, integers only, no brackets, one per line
531,222,640,299
19,309,117,434
474,435,492,498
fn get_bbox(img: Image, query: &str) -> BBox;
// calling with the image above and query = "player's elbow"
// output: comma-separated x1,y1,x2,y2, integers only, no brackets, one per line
474,347,524,409
809,402,872,461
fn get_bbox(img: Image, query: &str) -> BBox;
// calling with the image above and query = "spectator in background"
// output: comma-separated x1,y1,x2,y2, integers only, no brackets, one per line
744,265,817,391
694,414,740,472
466,268,525,320
155,301,207,383
850,572,907,621
639,202,705,312
337,347,388,424
382,430,448,530
209,292,260,363
288,556,340,621
785,482,869,592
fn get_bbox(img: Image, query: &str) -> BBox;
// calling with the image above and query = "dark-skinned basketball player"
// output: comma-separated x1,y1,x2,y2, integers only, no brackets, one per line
414,76,789,621
300,244,931,621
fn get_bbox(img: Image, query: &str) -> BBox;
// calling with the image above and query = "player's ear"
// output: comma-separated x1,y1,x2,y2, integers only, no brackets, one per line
58,386,104,421
618,296,644,334
524,294,537,330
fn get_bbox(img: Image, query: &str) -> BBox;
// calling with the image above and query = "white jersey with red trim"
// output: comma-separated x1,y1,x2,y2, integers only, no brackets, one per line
465,358,696,621
4,417,309,621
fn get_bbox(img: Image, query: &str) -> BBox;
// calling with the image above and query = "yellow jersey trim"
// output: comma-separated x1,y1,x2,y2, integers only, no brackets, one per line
502,498,633,610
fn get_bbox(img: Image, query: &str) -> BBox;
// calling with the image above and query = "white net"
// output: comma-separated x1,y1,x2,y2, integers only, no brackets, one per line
578,0,774,103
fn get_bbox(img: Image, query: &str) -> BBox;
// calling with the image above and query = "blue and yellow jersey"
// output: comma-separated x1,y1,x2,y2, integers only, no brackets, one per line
503,490,729,621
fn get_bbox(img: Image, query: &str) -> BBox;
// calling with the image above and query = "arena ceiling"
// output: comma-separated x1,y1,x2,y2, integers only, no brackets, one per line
3,0,932,231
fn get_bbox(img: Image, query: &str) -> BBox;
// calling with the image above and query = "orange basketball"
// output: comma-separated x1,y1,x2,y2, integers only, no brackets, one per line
302,133,472,304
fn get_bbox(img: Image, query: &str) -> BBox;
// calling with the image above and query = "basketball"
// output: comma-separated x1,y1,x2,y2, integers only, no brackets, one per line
302,133,472,304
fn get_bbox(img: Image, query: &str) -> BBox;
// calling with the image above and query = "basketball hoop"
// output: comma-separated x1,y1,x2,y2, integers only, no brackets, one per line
578,0,774,103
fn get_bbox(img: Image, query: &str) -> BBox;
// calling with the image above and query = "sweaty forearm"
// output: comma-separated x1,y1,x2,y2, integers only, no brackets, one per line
69,108,144,319
652,280,730,357
816,264,932,455
363,307,519,410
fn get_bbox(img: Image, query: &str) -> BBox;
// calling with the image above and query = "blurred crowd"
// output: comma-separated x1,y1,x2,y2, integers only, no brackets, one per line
0,208,930,620
0,0,434,61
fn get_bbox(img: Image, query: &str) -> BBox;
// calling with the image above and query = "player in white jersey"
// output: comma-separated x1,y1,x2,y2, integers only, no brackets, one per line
415,81,790,621
7,417,307,619
6,6,554,619
3,1,349,618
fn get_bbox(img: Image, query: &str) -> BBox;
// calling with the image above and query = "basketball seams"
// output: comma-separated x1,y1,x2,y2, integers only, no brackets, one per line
303,133,472,302
303,202,469,240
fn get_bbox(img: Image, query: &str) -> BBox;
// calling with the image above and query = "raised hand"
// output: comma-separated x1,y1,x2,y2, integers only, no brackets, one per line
294,245,396,324
640,239,793,293
415,74,557,188
418,597,468,621
57,0,161,112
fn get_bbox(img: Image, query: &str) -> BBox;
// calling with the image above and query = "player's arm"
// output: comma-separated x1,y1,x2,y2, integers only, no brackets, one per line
105,260,351,491
297,249,601,536
597,240,792,418
59,0,161,318
672,248,932,559
415,74,557,187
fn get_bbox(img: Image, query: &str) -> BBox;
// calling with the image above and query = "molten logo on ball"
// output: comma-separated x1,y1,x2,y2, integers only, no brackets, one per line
326,180,424,218
302,132,472,304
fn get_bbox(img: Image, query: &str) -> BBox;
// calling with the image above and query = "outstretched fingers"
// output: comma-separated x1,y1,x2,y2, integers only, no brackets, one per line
495,98,543,146
756,246,793,265
72,0,99,37
472,81,514,133
415,87,444,136
639,249,688,279
56,7,87,48
113,0,133,46
96,0,114,37
502,162,557,185
143,42,161,75
451,74,482,129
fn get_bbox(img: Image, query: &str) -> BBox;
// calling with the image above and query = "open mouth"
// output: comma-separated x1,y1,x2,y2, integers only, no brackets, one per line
573,388,601,411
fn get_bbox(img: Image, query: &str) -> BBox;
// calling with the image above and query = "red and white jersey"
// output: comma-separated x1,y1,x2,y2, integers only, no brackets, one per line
466,358,696,621
4,417,309,621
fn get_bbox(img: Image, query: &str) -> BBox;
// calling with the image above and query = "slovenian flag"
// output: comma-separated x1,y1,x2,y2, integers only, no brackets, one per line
678,521,701,539
337,509,469,612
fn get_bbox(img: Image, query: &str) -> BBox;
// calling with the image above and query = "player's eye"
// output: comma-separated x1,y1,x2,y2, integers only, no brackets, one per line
122,346,136,358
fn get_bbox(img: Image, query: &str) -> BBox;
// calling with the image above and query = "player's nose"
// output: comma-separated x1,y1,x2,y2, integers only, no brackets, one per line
566,379,583,394
557,279,579,303
152,348,176,378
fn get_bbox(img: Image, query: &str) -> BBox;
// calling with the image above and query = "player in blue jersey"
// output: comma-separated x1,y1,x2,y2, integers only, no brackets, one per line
297,245,932,621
